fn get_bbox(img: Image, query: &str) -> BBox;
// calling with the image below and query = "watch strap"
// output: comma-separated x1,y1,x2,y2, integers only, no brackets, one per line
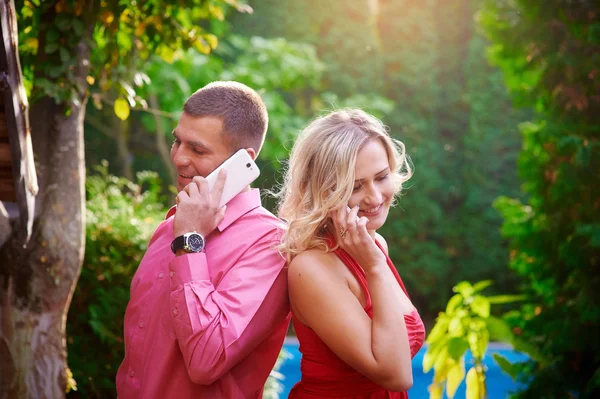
171,235,185,254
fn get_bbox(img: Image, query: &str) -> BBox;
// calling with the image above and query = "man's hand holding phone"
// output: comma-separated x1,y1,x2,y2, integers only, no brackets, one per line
174,169,228,239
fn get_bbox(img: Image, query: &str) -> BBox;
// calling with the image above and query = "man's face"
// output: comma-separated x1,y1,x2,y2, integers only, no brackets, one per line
170,113,232,192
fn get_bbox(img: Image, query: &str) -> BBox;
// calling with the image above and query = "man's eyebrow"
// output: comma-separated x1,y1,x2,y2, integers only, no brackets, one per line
354,167,390,183
172,130,212,152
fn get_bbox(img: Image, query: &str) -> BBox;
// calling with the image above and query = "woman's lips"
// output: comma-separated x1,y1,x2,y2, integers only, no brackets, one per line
359,203,383,216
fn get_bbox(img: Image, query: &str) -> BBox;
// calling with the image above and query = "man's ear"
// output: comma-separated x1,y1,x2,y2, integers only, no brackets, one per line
245,147,257,161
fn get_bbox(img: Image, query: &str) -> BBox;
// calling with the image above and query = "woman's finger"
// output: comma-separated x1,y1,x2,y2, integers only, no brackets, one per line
336,206,349,238
346,205,360,235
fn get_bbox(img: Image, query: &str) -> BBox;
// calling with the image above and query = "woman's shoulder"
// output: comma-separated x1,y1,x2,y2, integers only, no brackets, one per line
289,248,336,275
288,248,347,288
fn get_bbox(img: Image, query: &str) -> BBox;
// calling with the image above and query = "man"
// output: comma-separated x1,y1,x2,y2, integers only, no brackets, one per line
116,81,290,398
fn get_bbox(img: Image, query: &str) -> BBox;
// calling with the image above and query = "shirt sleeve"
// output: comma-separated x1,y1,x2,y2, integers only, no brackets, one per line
167,230,289,385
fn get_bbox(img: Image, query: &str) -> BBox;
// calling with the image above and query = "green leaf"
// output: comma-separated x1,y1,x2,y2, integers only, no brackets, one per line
55,14,71,31
195,38,211,55
423,336,449,373
433,356,453,384
204,33,219,49
453,281,473,298
448,316,465,336
511,336,546,364
46,28,60,43
446,359,465,398
471,280,493,293
447,337,469,361
426,316,449,344
72,19,85,36
59,47,70,63
114,98,130,121
433,347,450,374
423,351,437,373
446,294,463,315
159,46,177,63
470,296,490,318
44,42,59,54
492,353,519,380
486,316,514,342
428,382,444,399
468,329,489,361
487,294,528,304
465,367,481,399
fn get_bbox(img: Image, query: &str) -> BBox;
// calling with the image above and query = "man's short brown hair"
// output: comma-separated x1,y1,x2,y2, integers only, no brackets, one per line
183,81,268,154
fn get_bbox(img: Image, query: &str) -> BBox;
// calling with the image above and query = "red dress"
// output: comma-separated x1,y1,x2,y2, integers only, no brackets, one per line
288,240,426,398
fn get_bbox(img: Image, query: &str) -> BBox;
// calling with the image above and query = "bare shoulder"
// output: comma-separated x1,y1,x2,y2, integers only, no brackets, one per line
288,249,348,326
288,249,337,284
375,232,389,254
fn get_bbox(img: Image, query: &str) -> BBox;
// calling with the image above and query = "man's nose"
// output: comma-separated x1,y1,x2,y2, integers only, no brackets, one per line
172,146,191,167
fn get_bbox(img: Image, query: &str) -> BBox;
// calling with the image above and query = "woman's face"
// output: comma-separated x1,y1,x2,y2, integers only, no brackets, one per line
348,139,395,232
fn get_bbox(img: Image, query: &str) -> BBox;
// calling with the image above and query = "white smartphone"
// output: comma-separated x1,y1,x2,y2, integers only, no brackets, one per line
205,149,260,208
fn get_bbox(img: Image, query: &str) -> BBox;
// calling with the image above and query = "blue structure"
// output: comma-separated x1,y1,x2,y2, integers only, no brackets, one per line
278,338,529,398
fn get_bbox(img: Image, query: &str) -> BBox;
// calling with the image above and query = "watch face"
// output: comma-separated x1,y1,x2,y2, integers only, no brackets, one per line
186,233,204,252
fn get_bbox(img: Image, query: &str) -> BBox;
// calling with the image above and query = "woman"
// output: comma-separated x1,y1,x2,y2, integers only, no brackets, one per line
276,109,425,398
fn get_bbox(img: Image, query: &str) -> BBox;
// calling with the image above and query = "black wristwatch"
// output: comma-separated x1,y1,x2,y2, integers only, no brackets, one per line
171,231,205,254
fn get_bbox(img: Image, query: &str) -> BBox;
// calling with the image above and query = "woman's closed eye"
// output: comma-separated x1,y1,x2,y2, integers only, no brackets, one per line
353,174,389,191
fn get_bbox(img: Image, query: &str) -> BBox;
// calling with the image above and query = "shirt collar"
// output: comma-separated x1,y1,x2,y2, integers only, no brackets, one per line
165,189,263,232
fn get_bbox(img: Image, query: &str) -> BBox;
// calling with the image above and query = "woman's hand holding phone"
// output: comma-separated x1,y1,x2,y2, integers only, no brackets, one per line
331,205,386,272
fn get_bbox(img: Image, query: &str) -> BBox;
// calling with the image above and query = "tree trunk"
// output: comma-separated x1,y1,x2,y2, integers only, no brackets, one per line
149,94,176,185
0,8,90,398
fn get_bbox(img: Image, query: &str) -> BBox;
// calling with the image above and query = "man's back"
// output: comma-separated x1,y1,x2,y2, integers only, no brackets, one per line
117,189,290,398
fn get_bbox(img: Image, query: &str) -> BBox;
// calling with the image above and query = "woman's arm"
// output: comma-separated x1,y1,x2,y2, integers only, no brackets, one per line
288,207,414,391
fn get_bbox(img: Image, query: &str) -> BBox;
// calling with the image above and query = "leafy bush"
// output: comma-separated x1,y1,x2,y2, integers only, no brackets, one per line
66,162,167,398
424,280,527,399
480,1,600,396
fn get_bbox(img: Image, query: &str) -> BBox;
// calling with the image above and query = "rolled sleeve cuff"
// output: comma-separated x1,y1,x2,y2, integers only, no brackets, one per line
169,252,210,288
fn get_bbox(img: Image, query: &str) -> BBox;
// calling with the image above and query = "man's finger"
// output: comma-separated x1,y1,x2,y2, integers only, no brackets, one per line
193,176,209,195
176,191,188,204
211,169,227,205
186,181,200,197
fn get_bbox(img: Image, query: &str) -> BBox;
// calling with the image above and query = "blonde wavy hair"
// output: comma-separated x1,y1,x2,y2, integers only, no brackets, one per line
275,108,412,259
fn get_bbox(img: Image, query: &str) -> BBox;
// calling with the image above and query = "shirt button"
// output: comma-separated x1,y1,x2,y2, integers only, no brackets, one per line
170,271,175,278
172,309,178,315
129,370,134,377
138,322,144,328
158,272,164,279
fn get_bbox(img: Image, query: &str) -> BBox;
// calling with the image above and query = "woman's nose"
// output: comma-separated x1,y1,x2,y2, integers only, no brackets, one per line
363,184,382,205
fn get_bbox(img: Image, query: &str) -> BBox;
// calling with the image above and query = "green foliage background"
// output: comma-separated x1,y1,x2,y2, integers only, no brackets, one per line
66,165,167,397
480,0,600,396
229,0,527,325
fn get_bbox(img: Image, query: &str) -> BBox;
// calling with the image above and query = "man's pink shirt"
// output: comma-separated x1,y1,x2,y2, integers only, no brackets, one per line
116,189,290,398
